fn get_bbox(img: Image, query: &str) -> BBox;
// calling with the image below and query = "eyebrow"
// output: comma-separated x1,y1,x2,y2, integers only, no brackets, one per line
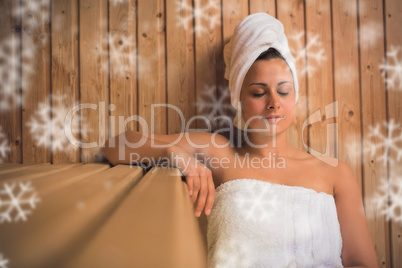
248,81,290,87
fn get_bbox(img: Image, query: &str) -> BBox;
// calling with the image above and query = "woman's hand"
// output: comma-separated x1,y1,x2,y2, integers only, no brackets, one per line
168,146,215,218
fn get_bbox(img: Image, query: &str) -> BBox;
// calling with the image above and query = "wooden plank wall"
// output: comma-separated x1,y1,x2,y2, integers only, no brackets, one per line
0,0,401,267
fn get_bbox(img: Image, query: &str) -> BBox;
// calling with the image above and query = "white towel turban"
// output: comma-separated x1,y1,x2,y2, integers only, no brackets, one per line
223,12,299,129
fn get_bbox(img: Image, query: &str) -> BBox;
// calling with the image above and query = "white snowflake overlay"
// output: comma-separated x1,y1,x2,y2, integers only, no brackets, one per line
26,93,89,152
359,20,383,50
176,0,221,35
289,31,326,77
0,181,40,223
380,46,402,91
13,0,50,26
196,84,235,129
233,184,279,223
1,0,44,112
109,0,128,6
0,37,35,112
101,32,135,75
368,173,402,223
364,119,402,166
101,32,154,78
0,254,8,268
0,126,11,164
364,119,402,223
213,240,254,268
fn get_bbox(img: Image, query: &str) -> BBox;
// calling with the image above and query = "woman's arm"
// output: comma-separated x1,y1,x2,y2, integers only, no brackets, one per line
334,161,378,268
101,130,231,217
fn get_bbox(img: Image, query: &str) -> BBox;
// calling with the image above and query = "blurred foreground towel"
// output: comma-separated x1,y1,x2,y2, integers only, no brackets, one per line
207,179,343,268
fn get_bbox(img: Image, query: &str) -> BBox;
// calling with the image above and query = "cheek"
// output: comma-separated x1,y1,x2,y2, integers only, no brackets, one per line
283,102,295,119
241,98,265,118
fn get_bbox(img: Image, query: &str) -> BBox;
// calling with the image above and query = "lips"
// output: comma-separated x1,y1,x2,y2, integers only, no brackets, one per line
263,115,286,119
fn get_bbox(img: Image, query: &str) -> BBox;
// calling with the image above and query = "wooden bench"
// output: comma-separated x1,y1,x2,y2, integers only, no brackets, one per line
0,163,207,268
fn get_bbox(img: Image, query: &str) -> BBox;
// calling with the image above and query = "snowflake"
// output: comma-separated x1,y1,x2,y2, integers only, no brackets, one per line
0,181,40,223
101,32,150,77
196,84,235,129
364,119,402,166
359,20,383,50
176,0,221,35
370,174,402,223
214,240,254,268
289,30,326,77
26,93,89,152
0,37,35,111
13,0,50,27
109,0,128,5
335,64,357,86
0,126,11,164
380,46,402,91
234,185,279,223
0,254,8,268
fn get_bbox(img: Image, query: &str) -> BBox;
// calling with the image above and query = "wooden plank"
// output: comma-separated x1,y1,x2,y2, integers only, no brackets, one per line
222,0,248,45
0,163,81,182
0,163,50,175
21,0,51,163
331,0,363,192
304,0,336,160
384,0,402,267
0,165,143,268
249,0,276,17
79,0,109,162
27,163,111,197
166,0,195,134
277,0,309,151
51,0,80,163
194,0,223,131
358,0,390,267
137,0,166,134
108,0,138,138
0,0,22,164
67,167,207,268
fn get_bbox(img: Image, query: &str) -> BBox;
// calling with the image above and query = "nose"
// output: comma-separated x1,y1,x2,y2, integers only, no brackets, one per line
266,93,280,110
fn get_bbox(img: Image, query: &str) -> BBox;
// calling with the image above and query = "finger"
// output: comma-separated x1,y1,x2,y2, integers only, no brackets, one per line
191,174,201,205
195,172,208,217
204,176,215,216
185,173,194,196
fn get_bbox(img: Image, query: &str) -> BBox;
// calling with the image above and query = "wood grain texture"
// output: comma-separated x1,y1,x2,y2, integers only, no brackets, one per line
331,0,362,189
304,0,336,160
0,0,22,163
108,0,138,138
194,0,223,131
0,164,142,268
67,167,207,268
358,0,389,267
384,0,402,266
79,0,109,163
21,0,51,163
51,0,80,163
249,0,276,16
166,0,195,134
137,0,166,134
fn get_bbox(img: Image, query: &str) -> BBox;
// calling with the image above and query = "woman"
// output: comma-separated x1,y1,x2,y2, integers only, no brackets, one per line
102,13,377,268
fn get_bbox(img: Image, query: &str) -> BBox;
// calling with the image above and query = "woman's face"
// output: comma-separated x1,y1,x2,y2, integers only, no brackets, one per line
240,58,296,136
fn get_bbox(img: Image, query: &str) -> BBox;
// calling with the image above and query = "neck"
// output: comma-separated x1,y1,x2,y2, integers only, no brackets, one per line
242,129,292,157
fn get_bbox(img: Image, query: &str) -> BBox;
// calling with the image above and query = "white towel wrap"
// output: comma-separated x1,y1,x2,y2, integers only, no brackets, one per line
207,179,343,268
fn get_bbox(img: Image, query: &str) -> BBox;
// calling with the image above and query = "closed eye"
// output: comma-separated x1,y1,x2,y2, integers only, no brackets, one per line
253,92,265,97
278,92,289,96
